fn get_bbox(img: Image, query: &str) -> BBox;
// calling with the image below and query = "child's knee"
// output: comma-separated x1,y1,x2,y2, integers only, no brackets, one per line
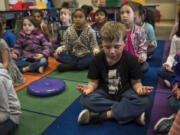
40,57,48,64
169,96,180,112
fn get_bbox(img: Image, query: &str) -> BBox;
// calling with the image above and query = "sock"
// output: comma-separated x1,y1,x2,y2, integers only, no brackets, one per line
22,67,29,72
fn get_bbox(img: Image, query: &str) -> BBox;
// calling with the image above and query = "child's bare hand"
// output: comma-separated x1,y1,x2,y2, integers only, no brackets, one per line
93,49,100,55
34,54,43,60
148,43,156,47
172,85,180,99
172,89,180,99
136,86,153,95
77,84,94,95
12,53,17,59
165,64,174,72
54,48,62,58
138,56,145,63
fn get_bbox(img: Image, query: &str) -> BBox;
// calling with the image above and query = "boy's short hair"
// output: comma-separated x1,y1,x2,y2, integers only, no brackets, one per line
32,10,43,17
101,21,126,42
60,8,72,16
0,14,6,24
95,8,108,17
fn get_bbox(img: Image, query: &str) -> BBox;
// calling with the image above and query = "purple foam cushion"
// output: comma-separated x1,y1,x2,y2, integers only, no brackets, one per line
27,78,66,96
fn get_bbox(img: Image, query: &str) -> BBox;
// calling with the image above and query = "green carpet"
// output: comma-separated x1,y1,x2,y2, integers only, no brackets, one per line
14,110,56,135
17,80,84,116
46,70,89,82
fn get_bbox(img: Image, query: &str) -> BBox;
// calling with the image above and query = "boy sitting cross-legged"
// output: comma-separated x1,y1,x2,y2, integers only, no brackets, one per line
77,21,153,125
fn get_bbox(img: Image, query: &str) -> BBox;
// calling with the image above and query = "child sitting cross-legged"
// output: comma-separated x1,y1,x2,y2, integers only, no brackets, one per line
54,8,99,72
154,50,180,133
77,21,153,125
12,16,52,74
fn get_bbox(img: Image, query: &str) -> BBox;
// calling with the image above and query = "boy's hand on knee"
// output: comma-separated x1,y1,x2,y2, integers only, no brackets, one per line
136,86,153,95
77,84,94,95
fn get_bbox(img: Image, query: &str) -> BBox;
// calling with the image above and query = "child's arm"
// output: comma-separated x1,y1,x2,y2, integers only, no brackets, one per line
136,26,148,62
40,34,52,57
2,49,9,69
12,38,23,58
77,79,99,95
0,78,10,123
163,36,177,68
131,79,153,95
89,29,99,55
147,23,157,47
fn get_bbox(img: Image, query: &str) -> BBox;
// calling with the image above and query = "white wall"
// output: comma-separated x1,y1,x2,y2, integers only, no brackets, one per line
0,0,6,11
77,0,92,7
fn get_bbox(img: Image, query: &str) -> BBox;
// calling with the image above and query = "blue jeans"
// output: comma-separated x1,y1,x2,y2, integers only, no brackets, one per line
157,66,174,82
57,53,94,69
0,119,17,135
14,57,48,72
141,61,149,73
80,88,153,124
169,95,180,113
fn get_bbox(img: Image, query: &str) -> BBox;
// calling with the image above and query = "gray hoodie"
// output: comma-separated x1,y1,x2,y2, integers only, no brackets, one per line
0,63,21,124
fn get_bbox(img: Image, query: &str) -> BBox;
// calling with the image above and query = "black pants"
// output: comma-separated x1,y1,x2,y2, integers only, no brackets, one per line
0,119,17,135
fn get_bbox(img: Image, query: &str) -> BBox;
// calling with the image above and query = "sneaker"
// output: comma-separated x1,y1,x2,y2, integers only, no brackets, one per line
136,112,145,126
78,109,91,124
38,66,45,73
164,80,171,87
153,113,176,133
77,109,107,125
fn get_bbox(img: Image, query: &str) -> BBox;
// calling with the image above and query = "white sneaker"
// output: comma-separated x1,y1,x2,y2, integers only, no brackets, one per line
38,66,44,73
136,112,145,126
164,80,171,87
153,113,176,132
77,109,91,124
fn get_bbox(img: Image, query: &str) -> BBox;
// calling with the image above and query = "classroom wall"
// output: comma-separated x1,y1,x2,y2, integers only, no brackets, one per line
51,0,177,21
146,0,177,20
0,0,6,11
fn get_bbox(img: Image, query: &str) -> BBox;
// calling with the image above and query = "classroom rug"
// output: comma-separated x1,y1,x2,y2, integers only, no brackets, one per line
42,40,165,135
146,40,173,135
15,56,60,91
17,80,81,116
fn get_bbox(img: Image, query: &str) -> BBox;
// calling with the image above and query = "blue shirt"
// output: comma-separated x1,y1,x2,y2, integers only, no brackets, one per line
143,23,157,47
3,31,16,48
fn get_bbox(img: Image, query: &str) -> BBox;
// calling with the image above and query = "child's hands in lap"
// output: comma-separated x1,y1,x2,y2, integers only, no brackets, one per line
54,47,63,58
34,54,43,60
77,84,94,95
136,86,153,95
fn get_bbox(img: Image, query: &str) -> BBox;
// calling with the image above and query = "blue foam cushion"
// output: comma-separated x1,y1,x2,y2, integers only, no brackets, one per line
27,78,66,96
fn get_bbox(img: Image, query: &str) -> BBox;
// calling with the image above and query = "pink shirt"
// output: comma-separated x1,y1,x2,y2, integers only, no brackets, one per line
124,30,135,55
